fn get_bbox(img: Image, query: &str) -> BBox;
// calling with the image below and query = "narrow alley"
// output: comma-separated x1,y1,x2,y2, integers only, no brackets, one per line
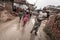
0,0,60,40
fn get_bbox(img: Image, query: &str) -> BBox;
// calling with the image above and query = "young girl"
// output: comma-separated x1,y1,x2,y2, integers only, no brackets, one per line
23,12,29,27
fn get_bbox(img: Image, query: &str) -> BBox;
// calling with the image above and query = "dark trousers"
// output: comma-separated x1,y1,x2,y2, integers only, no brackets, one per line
31,26,39,34
31,20,41,34
19,17,21,23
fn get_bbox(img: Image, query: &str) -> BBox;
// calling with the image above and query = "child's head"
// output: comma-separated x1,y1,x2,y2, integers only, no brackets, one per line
26,12,29,14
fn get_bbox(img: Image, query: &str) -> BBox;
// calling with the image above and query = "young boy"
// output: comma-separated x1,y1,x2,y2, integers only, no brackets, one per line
30,11,48,35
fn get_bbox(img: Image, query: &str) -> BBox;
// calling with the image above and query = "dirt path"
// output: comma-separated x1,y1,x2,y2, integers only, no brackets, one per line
0,16,48,40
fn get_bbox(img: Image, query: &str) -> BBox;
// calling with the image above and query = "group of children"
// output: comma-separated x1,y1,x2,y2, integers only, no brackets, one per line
13,6,30,27
13,6,49,36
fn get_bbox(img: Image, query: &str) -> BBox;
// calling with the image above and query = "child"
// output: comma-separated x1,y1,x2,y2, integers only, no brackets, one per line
30,11,48,36
23,12,29,27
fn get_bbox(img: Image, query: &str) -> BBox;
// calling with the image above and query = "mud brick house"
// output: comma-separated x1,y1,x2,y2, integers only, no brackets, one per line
14,0,26,4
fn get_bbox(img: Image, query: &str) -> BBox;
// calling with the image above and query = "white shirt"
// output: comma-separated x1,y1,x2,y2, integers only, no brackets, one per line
38,12,47,20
